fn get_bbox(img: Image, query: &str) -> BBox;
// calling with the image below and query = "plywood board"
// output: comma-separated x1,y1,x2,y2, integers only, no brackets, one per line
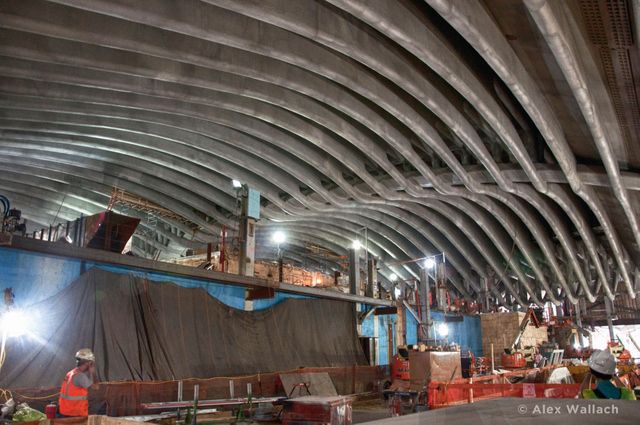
279,372,338,397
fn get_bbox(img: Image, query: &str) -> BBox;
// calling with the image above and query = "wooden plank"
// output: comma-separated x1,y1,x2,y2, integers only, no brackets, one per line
279,372,338,397
245,287,275,300
374,307,397,315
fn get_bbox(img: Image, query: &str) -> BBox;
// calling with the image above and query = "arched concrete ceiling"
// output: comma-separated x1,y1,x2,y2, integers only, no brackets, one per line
1,0,639,308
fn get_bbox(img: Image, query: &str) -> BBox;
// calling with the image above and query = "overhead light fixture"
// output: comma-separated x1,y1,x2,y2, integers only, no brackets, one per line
389,273,398,282
272,231,286,244
424,258,436,269
232,179,242,188
394,286,401,299
437,323,449,337
351,239,362,250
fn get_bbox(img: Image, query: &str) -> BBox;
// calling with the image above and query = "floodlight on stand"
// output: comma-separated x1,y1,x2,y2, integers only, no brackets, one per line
231,179,242,188
424,257,436,269
437,323,449,337
272,231,286,244
1,309,33,338
389,273,398,282
351,239,362,250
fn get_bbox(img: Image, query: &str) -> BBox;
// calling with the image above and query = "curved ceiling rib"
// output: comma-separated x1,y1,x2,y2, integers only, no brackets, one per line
1,0,638,308
424,0,636,300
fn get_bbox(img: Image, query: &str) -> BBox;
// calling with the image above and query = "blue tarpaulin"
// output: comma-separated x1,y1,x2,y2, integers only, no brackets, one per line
0,247,303,311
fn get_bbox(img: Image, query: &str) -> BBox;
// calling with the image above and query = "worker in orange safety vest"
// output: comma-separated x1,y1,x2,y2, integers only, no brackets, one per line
58,348,99,417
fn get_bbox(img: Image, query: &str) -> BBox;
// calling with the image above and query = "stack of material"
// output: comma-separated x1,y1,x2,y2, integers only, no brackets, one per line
481,312,548,357
408,351,461,390
279,372,338,397
281,396,352,425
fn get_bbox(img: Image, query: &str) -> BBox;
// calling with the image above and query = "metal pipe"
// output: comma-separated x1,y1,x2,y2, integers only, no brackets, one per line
575,300,584,347
220,225,226,273
523,0,635,299
491,343,495,373
420,267,432,340
604,297,616,341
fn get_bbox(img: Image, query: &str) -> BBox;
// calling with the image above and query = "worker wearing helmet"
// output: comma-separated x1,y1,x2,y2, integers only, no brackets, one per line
58,349,99,417
580,349,636,400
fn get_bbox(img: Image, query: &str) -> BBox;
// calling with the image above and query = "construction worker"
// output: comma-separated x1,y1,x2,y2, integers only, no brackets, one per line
580,349,636,400
58,348,99,417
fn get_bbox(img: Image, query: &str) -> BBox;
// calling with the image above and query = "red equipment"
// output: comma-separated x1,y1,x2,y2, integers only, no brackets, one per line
501,352,526,369
45,403,57,419
608,340,632,364
501,308,540,369
391,347,410,381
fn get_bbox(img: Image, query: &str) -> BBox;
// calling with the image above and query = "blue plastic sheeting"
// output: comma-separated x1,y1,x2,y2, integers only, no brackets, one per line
404,311,482,356
0,248,83,306
406,313,418,345
430,311,482,356
0,248,306,311
377,315,397,365
252,291,308,311
361,307,483,365
360,308,398,366
93,264,248,310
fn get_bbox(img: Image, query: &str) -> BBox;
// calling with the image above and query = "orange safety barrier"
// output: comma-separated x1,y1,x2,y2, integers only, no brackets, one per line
9,365,385,416
428,382,581,409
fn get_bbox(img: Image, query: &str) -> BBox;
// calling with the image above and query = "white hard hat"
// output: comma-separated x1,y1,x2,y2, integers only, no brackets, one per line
75,348,95,362
588,349,616,376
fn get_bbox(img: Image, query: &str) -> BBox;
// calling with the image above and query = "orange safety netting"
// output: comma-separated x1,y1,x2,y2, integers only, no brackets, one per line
428,382,582,409
9,365,384,416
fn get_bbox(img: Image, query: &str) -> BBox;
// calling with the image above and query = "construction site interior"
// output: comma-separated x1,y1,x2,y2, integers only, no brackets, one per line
1,1,640,424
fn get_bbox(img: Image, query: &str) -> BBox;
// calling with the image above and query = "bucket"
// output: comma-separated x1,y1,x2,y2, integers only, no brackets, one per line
45,403,57,419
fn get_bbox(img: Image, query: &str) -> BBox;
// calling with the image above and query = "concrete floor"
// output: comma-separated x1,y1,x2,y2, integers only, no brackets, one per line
358,398,637,425
352,398,392,424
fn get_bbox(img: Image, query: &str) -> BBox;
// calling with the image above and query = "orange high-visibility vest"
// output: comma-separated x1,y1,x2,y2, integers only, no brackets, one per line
58,368,89,416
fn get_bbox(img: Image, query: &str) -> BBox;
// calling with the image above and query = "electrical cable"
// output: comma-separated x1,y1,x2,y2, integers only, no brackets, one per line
50,194,67,226
0,388,12,403
0,331,7,377
0,195,9,219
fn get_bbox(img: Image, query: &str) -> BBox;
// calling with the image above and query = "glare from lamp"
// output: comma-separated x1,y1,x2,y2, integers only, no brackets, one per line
231,179,242,188
437,323,449,337
389,273,398,282
1,309,33,338
272,231,286,245
394,287,401,299
352,239,362,250
424,258,436,269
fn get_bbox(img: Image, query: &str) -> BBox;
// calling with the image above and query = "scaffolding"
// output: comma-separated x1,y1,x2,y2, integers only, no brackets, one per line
108,187,200,230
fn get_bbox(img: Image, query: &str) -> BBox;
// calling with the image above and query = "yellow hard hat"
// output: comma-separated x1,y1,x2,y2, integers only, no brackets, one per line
75,348,95,362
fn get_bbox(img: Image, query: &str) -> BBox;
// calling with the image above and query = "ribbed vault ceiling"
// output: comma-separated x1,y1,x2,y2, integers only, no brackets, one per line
1,0,639,308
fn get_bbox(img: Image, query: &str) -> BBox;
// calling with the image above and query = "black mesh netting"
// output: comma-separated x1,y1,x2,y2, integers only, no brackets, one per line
1,268,367,390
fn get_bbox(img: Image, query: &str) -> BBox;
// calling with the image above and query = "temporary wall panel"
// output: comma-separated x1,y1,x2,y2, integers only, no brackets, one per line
0,268,366,388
